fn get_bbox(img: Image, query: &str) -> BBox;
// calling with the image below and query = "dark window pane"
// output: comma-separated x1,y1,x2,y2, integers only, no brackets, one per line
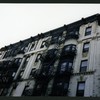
51,36,58,44
69,31,74,35
30,42,35,51
57,82,62,86
76,82,85,96
35,54,41,62
83,42,90,53
78,83,85,90
80,60,88,72
68,62,73,68
40,41,45,48
22,57,30,69
81,60,88,67
64,83,68,89
85,26,92,36
65,46,70,51
60,62,67,73
17,58,22,66
80,67,87,72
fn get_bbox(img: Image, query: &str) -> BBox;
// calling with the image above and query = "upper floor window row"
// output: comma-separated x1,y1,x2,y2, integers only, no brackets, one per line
66,29,79,39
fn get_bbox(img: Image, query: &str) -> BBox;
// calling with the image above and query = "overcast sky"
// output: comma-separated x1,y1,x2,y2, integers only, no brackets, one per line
0,4,100,48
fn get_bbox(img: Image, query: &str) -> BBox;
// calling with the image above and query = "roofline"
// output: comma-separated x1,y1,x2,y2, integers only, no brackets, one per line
0,13,100,51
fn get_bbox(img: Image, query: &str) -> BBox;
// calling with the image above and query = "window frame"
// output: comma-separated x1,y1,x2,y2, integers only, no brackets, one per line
35,54,41,63
60,62,67,72
85,26,92,36
30,42,35,51
83,42,90,53
40,41,46,48
60,60,73,73
22,57,30,69
50,35,59,44
80,60,88,72
76,81,85,96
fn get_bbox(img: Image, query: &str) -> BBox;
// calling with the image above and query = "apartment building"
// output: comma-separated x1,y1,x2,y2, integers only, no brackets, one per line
0,14,100,97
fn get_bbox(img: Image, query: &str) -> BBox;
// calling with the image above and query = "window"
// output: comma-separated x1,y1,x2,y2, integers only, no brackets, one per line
64,83,68,89
22,57,30,69
40,41,46,48
64,45,76,52
75,31,79,35
57,82,62,87
60,60,73,73
22,88,33,96
18,58,22,66
51,36,58,44
83,42,90,53
85,26,92,36
24,43,30,52
69,31,74,35
72,45,76,51
65,45,70,51
12,72,16,77
48,65,53,74
36,83,42,92
35,54,41,63
58,36,62,41
17,70,24,80
76,81,85,96
30,42,35,51
21,47,25,51
68,62,73,68
80,60,88,72
0,52,1,55
14,58,22,66
30,68,36,76
3,51,8,58
60,62,67,72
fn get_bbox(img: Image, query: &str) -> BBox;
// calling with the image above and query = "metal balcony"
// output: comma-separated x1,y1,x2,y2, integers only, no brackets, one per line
59,68,72,77
50,36,59,44
0,61,10,70
42,49,57,63
50,77,70,96
61,44,77,58
66,31,79,40
32,67,55,80
55,67,72,78
0,76,13,88
0,61,19,70
17,50,25,54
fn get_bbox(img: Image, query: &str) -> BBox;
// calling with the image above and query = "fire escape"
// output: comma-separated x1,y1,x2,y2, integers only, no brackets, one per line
0,40,29,96
0,59,21,96
50,44,77,96
32,49,57,96
50,27,79,96
29,27,79,96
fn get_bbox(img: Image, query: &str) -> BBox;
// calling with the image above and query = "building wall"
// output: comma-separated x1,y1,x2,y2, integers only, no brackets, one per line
10,21,100,96
0,14,100,97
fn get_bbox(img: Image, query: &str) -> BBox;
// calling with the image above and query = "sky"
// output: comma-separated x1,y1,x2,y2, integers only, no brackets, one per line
0,4,100,48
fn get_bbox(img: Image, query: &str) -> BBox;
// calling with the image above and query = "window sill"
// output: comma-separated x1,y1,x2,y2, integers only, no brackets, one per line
73,70,95,76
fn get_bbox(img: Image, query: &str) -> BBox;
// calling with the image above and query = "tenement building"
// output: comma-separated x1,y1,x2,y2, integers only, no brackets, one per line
0,14,100,97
